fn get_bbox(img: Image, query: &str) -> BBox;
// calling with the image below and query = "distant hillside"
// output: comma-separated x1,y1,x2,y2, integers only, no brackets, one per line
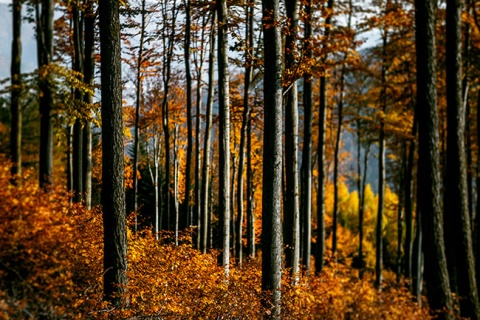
0,3,37,80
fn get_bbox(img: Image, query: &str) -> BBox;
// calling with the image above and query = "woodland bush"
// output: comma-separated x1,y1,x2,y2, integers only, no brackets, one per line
0,164,430,319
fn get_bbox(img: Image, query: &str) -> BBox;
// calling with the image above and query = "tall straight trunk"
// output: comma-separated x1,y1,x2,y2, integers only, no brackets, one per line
83,0,95,210
184,0,193,229
72,2,84,203
358,142,370,279
10,0,22,179
99,0,128,306
231,155,237,259
396,144,406,283
201,11,216,254
236,0,254,266
174,125,180,246
284,0,300,279
411,209,423,300
301,0,313,273
262,0,283,315
476,89,480,296
375,30,388,289
147,134,160,240
246,116,255,258
444,0,480,316
217,0,231,277
315,0,334,274
404,120,416,279
37,0,54,188
414,0,454,315
132,0,147,231
194,13,207,249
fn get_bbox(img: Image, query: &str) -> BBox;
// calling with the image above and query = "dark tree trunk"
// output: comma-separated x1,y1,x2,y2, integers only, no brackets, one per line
301,0,313,274
99,0,128,306
201,11,216,254
375,30,387,289
184,0,193,230
404,120,416,279
218,0,231,276
10,0,22,180
236,0,254,266
246,115,255,259
315,0,333,274
358,142,370,279
72,1,84,203
414,0,454,315
262,0,283,315
37,0,54,188
284,0,300,279
444,0,480,316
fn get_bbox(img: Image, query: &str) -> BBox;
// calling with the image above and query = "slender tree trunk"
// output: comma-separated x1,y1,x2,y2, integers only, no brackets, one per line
236,0,254,266
412,209,423,301
301,0,313,274
132,0,147,232
83,0,95,210
414,0,454,315
444,0,480,316
231,154,237,259
315,0,334,274
174,125,180,246
404,120,416,279
262,0,283,315
358,141,370,279
396,144,406,283
10,0,22,180
72,1,84,203
284,0,300,279
99,0,128,306
184,0,193,230
218,0,231,277
201,11,216,254
37,0,54,188
246,116,255,259
375,30,388,289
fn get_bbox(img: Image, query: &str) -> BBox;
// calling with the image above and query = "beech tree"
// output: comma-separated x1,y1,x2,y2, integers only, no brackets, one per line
262,0,283,315
99,0,128,305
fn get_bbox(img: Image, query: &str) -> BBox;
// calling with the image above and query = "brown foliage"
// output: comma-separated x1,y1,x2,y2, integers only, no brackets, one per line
0,161,430,319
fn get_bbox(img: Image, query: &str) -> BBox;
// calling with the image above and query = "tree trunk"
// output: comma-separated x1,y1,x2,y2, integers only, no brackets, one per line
10,0,22,180
262,0,283,315
414,0,454,315
184,0,193,230
236,0,254,266
174,125,180,246
99,0,128,306
358,141,370,279
444,0,480,316
37,0,54,188
218,0,231,277
315,0,334,274
404,120,416,279
301,0,313,274
246,115,255,259
201,11,216,254
284,0,300,280
375,30,387,289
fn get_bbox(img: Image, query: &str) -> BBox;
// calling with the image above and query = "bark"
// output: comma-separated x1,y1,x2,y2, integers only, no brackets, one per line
99,0,128,306
37,0,54,188
396,144,406,283
10,0,22,179
414,0,453,315
246,115,255,258
218,0,231,277
375,30,387,289
358,141,370,279
236,0,254,266
184,0,193,230
301,0,313,273
444,0,480,316
72,1,84,203
132,0,147,231
404,120,416,279
315,0,334,274
262,0,283,315
201,11,216,254
284,0,300,279
174,125,180,246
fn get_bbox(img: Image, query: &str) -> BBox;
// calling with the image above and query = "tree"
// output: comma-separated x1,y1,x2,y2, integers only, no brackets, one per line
262,0,283,315
414,0,453,315
218,0,231,277
184,0,193,230
10,0,22,180
37,0,54,188
99,0,128,306
444,0,480,316
284,0,300,279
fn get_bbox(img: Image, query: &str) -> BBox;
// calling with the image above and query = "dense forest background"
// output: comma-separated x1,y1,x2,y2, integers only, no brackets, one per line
0,0,479,318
